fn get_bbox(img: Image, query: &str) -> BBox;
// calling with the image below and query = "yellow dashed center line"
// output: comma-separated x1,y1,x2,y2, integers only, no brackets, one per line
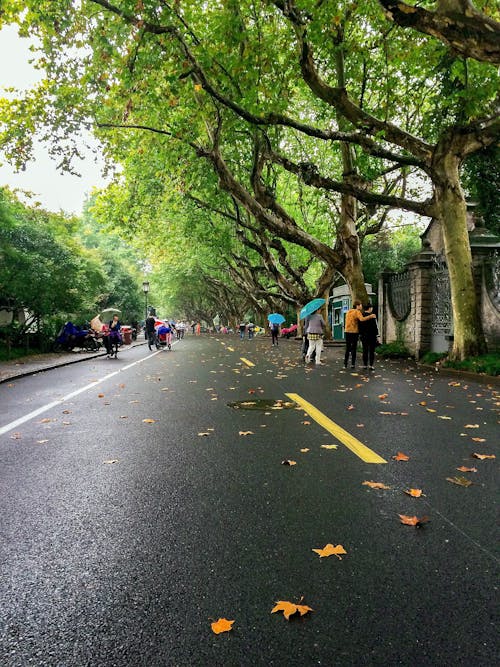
240,357,255,368
285,393,386,464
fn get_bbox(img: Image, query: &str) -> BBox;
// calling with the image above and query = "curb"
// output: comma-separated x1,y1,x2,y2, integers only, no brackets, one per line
417,362,500,387
0,341,148,385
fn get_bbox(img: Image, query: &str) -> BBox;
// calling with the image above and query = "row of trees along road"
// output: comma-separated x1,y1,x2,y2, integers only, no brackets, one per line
0,188,144,351
0,1,498,358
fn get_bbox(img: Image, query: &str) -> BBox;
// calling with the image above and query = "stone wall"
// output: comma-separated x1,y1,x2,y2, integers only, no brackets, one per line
379,227,500,357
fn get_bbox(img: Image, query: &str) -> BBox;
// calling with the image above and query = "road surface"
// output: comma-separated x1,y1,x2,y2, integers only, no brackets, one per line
0,335,498,666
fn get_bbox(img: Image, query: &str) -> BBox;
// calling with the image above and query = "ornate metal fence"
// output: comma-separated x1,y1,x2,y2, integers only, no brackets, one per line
431,255,453,351
387,271,411,321
484,250,500,310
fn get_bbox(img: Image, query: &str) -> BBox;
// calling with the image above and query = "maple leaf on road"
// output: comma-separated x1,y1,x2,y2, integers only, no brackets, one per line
363,481,391,490
272,600,313,620
312,543,347,559
211,618,234,634
399,514,430,527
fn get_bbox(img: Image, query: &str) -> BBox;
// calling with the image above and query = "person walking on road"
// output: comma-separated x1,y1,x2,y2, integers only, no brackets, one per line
239,322,246,339
270,322,280,346
145,313,156,350
344,300,376,369
305,309,326,365
359,304,379,371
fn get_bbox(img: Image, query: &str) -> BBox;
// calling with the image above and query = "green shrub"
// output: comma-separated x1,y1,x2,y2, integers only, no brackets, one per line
376,341,412,359
420,352,447,365
443,353,500,377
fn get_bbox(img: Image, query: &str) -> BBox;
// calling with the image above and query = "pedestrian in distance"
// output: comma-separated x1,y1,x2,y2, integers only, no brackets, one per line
359,304,379,371
344,300,376,369
145,312,156,350
239,322,246,339
305,309,326,365
105,314,122,358
270,321,280,346
247,322,255,339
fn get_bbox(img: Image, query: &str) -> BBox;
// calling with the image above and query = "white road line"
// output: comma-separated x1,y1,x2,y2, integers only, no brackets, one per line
0,346,169,437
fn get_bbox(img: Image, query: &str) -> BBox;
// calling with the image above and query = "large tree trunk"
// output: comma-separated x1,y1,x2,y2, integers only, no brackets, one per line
433,151,487,359
338,189,369,305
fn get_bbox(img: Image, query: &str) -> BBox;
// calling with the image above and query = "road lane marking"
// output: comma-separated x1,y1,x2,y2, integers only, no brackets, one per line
285,392,387,464
240,357,255,367
0,347,168,437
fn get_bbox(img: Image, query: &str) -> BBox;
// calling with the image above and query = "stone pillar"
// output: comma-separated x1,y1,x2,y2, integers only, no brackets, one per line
407,241,435,359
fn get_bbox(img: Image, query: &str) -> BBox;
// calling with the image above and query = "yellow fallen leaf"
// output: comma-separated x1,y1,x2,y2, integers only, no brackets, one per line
471,437,486,442
98,393,105,398
300,448,310,453
378,393,388,400
211,618,234,634
281,459,297,466
426,408,436,413
471,453,495,460
363,481,390,490
103,459,119,464
464,424,479,428
312,543,347,559
302,420,311,425
404,488,423,497
456,466,477,472
39,418,52,424
238,431,254,436
62,409,71,414
437,416,451,420
321,444,338,450
399,514,430,527
142,418,156,424
271,600,313,620
198,432,210,437
36,439,49,444
356,423,364,428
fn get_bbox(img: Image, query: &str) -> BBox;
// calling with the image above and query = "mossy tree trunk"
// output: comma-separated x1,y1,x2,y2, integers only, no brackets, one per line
432,147,487,359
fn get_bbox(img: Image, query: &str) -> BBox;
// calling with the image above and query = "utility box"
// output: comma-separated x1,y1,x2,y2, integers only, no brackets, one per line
329,284,375,340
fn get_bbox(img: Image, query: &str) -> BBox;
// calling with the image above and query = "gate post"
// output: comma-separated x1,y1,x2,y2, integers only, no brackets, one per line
407,240,435,359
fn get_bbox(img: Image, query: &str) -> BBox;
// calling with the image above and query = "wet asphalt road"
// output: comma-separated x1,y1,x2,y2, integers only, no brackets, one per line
0,335,498,667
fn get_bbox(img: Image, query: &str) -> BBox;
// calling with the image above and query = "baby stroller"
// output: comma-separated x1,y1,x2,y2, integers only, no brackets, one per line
156,323,173,350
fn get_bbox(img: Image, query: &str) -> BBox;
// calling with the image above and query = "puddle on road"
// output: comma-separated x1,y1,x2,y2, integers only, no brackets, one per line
227,398,297,411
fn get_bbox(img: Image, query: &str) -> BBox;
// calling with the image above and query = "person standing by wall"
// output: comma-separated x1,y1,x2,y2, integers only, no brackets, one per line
359,304,379,371
344,301,376,369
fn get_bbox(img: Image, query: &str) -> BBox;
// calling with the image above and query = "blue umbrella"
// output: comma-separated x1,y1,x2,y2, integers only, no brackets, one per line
300,298,326,320
268,313,285,325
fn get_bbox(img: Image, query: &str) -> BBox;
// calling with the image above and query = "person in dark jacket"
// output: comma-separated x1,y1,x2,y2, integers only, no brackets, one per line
358,304,379,370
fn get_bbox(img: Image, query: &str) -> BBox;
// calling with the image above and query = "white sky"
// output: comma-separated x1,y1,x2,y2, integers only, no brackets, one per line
0,24,108,215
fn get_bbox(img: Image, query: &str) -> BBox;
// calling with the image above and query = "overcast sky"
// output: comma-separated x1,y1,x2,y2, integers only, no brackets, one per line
0,24,108,215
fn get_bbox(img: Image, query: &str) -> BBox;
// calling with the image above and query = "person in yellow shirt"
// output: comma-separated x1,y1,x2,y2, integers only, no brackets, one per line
344,301,376,369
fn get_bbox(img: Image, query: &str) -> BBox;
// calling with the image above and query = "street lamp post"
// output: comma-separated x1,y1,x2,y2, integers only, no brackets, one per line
142,281,150,321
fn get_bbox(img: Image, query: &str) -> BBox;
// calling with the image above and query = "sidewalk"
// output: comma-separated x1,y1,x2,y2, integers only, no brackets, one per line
0,339,147,384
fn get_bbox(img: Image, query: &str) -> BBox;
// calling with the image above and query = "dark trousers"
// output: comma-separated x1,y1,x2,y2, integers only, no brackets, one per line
271,331,279,345
361,336,376,366
344,333,359,367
